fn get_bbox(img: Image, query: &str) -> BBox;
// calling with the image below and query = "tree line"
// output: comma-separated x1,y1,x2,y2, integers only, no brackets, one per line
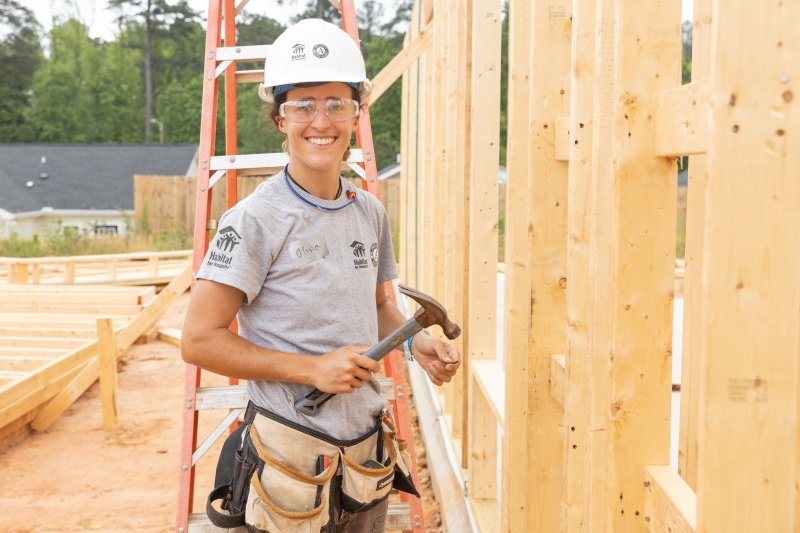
1,0,689,170
0,0,412,169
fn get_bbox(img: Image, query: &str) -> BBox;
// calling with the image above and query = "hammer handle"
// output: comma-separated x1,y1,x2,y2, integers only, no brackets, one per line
294,319,423,416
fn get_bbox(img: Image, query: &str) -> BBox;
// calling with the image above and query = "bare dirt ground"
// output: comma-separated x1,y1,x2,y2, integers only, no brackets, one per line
0,291,441,533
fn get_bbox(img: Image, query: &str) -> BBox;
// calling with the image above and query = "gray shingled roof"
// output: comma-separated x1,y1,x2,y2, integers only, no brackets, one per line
0,143,198,214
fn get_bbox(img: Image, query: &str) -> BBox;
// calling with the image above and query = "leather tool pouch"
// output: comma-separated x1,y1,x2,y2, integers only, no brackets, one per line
206,422,257,529
207,402,420,532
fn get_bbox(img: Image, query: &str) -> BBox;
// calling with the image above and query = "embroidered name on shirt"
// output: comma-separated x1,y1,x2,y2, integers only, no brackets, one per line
289,232,329,267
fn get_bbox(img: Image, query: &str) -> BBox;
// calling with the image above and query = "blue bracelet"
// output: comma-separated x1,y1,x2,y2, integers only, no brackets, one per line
404,337,415,362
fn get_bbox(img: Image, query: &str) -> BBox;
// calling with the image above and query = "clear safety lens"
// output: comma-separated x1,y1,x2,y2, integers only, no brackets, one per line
279,98,359,123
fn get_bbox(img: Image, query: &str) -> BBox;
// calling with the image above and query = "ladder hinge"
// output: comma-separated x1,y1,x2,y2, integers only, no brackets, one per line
206,219,218,230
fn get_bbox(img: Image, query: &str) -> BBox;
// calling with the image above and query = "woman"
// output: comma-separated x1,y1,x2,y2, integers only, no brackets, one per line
182,18,461,533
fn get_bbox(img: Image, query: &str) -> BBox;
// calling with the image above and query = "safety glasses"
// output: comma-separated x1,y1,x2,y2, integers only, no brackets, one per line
279,98,360,123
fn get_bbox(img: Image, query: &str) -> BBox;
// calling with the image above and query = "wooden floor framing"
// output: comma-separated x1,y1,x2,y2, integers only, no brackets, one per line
0,267,191,448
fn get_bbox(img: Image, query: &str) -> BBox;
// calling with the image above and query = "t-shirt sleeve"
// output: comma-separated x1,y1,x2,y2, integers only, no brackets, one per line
376,204,399,285
196,208,272,304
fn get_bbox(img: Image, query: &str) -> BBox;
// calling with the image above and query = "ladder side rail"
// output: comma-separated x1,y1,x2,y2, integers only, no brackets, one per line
339,0,380,197
177,0,224,530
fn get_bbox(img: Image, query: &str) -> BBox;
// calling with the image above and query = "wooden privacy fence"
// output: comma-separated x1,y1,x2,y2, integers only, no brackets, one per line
134,174,402,238
399,0,798,532
0,250,191,285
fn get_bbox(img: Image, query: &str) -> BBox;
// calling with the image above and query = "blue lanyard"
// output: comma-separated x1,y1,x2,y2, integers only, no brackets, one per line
283,164,357,212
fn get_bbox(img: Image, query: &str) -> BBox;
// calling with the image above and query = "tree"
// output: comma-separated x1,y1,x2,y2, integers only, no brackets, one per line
0,0,43,141
109,0,200,142
364,35,402,167
682,21,692,85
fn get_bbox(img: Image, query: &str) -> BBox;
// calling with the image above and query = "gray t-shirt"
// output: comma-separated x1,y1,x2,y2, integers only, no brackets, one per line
196,171,398,440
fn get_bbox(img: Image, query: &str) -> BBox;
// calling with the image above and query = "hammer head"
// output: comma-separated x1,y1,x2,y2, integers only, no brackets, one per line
398,283,461,340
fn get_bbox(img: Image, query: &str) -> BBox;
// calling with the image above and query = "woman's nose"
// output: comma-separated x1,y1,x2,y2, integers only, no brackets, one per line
311,105,333,128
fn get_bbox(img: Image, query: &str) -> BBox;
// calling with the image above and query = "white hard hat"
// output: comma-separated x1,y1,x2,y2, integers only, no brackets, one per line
258,18,372,103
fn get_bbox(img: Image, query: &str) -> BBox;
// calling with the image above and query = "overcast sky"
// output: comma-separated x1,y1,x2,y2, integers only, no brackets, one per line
25,0,693,43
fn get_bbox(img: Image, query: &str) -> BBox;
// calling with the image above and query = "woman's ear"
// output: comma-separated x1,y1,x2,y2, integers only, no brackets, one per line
276,117,286,134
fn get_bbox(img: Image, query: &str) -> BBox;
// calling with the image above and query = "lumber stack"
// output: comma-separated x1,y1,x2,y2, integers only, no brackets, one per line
0,266,192,448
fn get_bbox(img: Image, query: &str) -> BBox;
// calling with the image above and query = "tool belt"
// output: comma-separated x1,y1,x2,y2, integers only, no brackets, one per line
207,401,419,533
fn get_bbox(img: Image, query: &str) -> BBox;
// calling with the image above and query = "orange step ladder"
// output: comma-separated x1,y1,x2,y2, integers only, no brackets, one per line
175,1,426,531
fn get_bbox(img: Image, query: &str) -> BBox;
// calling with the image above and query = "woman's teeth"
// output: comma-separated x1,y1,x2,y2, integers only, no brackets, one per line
308,137,334,145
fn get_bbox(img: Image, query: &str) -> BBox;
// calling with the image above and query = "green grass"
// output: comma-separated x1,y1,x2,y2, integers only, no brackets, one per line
0,222,190,258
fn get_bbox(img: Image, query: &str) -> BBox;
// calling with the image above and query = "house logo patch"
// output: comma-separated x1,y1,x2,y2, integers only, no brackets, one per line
208,226,241,270
292,43,306,61
351,241,368,269
313,44,329,58
370,243,379,267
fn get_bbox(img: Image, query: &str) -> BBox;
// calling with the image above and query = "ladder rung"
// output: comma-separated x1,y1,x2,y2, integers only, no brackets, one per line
195,378,396,411
235,70,263,84
215,44,271,62
188,501,411,532
210,150,364,172
196,385,248,409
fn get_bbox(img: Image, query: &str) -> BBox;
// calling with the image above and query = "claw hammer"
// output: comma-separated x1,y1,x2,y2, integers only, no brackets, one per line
294,283,462,416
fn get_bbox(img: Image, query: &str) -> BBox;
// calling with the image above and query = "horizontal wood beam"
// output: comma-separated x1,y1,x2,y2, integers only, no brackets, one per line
550,354,566,408
653,78,710,156
643,465,697,532
369,22,434,104
470,359,505,425
555,117,570,161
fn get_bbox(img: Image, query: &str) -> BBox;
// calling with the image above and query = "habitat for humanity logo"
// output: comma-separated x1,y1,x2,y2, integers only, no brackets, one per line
208,226,241,270
292,43,306,61
350,241,368,269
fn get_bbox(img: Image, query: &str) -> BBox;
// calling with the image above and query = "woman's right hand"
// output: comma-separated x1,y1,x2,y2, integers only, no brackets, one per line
311,346,380,393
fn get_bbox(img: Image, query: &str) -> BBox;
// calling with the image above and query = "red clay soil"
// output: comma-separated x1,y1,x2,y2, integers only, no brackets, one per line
0,292,443,532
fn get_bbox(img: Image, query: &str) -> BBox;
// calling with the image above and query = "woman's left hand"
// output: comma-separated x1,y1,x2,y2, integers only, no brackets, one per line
410,333,462,386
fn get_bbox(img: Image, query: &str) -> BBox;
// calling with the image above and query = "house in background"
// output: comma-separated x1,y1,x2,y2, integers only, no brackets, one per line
0,144,198,240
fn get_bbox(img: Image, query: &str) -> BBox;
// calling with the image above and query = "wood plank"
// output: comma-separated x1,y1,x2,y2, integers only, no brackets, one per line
0,328,99,339
563,0,599,527
597,0,680,528
0,304,146,315
470,499,501,533
643,466,697,532
0,292,152,306
697,0,800,530
468,367,498,500
157,328,182,348
370,21,433,104
0,360,88,429
0,348,64,357
0,342,97,421
653,78,710,156
555,116,570,161
0,337,90,349
470,359,504,425
550,354,565,409
97,318,119,431
466,0,500,497
0,356,52,372
678,0,712,491
526,0,572,530
501,1,533,529
0,284,154,295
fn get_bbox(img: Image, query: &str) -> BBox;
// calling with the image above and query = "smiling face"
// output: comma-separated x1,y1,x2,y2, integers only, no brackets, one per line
276,82,359,189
